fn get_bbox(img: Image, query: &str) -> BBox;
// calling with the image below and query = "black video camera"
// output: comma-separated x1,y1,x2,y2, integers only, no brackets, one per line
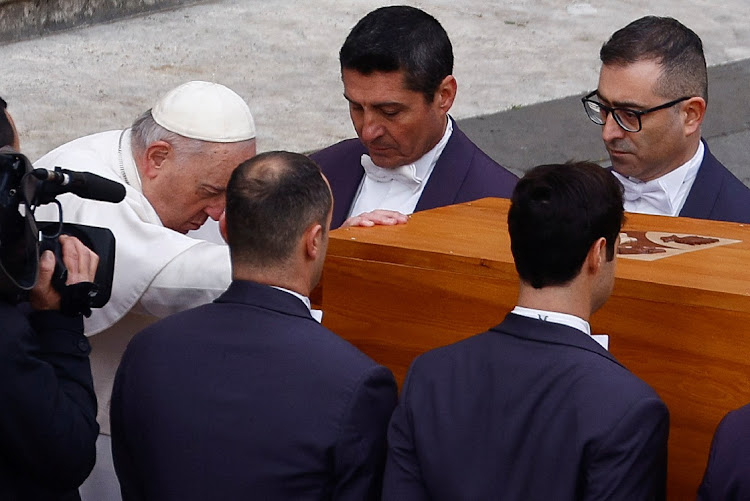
0,147,125,314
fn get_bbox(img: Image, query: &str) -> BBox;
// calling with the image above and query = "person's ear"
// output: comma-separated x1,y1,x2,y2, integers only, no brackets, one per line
435,75,457,114
305,223,324,260
682,97,706,136
586,237,608,275
219,211,228,244
142,141,172,179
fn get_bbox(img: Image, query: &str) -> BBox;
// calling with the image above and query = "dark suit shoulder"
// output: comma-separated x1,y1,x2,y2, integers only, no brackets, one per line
406,322,660,408
699,403,750,500
309,139,365,170
706,402,750,457
126,298,388,394
457,130,516,180
681,143,750,223
114,292,396,500
390,319,666,500
442,125,518,200
709,163,750,222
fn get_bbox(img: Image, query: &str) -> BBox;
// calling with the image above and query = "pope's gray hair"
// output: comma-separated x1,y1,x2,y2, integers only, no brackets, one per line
130,110,210,159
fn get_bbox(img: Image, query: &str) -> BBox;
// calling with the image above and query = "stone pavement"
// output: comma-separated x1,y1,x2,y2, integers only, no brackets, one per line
0,0,748,183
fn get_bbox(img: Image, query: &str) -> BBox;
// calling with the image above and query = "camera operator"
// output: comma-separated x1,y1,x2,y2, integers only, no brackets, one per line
1,237,100,500
0,97,101,500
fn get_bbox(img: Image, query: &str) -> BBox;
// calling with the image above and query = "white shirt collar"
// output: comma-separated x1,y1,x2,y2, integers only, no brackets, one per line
403,116,453,183
348,117,453,217
511,306,608,350
613,141,704,217
270,286,323,323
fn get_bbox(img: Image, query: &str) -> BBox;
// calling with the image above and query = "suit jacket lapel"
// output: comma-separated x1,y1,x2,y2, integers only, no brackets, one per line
491,312,623,367
324,140,368,229
679,139,721,219
415,119,473,212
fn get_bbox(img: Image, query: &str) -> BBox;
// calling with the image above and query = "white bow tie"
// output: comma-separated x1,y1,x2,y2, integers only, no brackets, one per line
615,173,673,215
361,154,423,187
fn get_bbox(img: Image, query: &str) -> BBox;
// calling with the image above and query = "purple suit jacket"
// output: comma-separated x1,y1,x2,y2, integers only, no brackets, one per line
698,403,750,501
679,141,750,223
310,120,518,228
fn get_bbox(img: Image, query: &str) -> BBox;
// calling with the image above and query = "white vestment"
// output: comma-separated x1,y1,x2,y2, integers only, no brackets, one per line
34,129,231,434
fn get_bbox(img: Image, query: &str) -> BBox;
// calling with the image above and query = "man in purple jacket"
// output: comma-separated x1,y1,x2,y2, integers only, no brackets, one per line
310,6,518,229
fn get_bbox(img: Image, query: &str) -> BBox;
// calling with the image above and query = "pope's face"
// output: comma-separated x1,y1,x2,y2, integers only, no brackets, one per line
342,68,453,168
153,140,256,234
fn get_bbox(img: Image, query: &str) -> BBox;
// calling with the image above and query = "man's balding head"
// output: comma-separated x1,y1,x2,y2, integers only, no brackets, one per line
224,151,332,269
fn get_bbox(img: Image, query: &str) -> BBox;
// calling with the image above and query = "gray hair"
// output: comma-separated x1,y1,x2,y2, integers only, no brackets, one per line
130,110,213,159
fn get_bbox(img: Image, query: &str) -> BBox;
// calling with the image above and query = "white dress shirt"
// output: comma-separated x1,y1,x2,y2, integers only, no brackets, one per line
348,118,453,217
613,141,704,217
271,286,323,322
511,306,609,350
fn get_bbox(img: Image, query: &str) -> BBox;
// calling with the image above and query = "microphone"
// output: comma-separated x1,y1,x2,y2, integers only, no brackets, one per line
32,168,126,203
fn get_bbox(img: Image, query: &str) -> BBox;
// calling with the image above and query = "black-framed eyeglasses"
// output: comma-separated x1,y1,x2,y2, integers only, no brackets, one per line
581,90,691,133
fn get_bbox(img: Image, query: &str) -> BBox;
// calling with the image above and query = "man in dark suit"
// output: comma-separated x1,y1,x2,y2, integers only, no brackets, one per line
383,162,669,500
310,6,518,229
698,403,750,500
110,152,398,500
582,16,750,224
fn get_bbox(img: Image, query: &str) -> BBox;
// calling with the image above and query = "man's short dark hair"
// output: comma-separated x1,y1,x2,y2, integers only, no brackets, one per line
600,16,708,101
508,162,624,289
339,5,453,101
225,151,332,267
0,98,15,148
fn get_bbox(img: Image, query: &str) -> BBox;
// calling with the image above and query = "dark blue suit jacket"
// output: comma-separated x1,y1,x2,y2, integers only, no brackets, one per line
383,313,669,501
310,120,518,228
698,403,750,500
679,141,750,223
111,281,397,500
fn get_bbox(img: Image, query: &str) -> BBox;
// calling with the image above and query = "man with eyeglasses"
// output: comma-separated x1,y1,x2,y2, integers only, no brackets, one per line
582,16,750,224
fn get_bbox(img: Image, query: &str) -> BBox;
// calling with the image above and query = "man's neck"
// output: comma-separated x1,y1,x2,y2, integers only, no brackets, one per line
232,265,311,298
420,115,450,164
638,136,701,182
516,283,591,321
